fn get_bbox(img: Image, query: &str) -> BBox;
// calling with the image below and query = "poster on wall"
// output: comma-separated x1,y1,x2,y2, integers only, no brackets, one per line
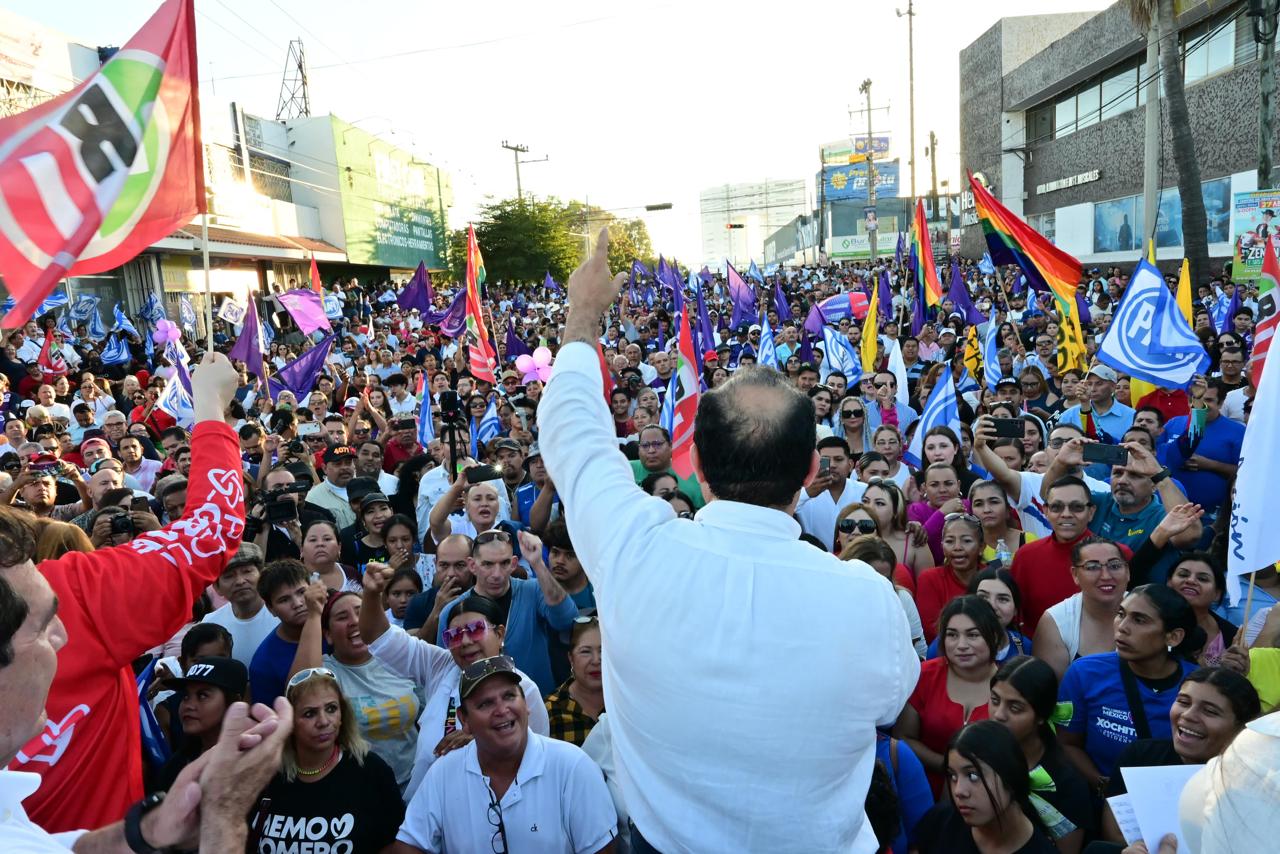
1232,190,1280,281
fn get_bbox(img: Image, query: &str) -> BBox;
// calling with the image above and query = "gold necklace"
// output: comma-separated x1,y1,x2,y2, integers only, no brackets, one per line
298,746,339,777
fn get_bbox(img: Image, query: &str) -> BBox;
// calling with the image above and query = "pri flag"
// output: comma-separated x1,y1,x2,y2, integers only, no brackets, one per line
1251,237,1280,387
0,0,204,327
463,226,497,383
1097,259,1208,389
37,333,67,380
659,309,701,479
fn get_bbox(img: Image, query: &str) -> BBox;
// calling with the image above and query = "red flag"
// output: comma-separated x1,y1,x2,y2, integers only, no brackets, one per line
0,0,204,328
668,310,701,479
37,333,67,381
310,254,323,293
464,226,497,383
1252,237,1280,387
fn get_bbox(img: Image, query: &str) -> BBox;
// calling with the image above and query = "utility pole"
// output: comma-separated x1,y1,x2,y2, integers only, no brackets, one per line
896,0,916,200
859,79,878,262
927,131,940,218
501,141,547,203
1141,21,1160,249
1250,0,1279,189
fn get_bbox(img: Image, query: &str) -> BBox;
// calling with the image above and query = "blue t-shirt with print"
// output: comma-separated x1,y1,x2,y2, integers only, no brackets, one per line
1058,652,1190,778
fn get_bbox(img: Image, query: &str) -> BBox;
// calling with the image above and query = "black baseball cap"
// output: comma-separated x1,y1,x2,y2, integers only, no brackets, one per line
165,656,248,697
459,654,521,700
322,445,356,464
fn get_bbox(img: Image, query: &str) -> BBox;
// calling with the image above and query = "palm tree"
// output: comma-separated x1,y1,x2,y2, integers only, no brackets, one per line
1122,0,1208,285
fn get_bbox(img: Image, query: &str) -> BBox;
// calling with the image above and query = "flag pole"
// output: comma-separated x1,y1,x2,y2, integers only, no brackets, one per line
1241,571,1259,636
200,211,214,352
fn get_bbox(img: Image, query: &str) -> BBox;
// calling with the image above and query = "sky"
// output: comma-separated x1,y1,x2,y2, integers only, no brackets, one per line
7,0,1106,263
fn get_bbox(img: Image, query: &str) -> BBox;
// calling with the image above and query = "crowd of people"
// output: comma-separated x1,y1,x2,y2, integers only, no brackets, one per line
2,228,1279,854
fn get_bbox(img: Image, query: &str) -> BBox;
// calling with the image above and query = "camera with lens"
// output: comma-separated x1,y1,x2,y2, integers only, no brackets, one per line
438,390,464,425
285,438,306,457
263,481,309,523
110,512,135,537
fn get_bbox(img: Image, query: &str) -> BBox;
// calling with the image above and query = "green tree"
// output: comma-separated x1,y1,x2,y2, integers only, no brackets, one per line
470,197,581,284
1122,0,1208,284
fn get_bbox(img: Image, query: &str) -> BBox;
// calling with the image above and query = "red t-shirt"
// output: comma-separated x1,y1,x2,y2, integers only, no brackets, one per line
383,438,423,473
915,565,974,644
907,657,990,795
1136,388,1190,423
10,422,246,831
1010,530,1090,634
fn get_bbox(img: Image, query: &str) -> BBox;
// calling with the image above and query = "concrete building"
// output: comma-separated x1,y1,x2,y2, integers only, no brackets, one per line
959,1,1279,269
700,180,807,269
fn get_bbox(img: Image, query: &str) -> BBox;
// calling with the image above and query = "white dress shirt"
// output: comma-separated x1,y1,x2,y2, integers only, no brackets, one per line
415,465,512,543
795,477,868,551
540,342,920,854
0,769,86,851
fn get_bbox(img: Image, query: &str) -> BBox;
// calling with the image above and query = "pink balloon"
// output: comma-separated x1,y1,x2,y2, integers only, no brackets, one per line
532,346,553,368
521,371,540,384
535,364,553,382
153,319,181,344
515,354,535,374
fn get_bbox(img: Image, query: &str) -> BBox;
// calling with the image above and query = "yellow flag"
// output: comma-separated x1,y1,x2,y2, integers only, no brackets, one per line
964,325,983,381
1176,258,1193,324
1147,239,1156,265
860,284,879,374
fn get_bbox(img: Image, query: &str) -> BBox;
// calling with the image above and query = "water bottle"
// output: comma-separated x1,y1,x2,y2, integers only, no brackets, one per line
994,538,1012,568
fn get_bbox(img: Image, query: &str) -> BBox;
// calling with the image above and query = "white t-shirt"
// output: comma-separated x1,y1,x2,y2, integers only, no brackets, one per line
794,477,868,551
201,602,280,669
398,733,617,854
1013,470,1110,539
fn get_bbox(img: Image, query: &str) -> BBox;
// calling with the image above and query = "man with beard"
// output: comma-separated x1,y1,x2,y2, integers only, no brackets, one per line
357,438,400,494
305,444,359,529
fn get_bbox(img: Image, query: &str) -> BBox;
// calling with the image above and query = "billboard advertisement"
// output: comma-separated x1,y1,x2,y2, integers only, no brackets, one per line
1233,190,1280,281
830,234,871,260
821,136,891,165
331,119,449,270
819,160,900,202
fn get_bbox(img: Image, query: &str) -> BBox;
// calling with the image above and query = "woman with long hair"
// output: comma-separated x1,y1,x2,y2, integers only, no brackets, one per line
989,657,1094,854
872,424,913,492
383,513,434,587
912,425,980,497
1166,551,1237,667
1056,368,1085,411
1033,537,1130,680
836,397,870,454
1057,584,1204,792
862,480,932,579
1019,366,1061,421
1097,667,1260,845
927,568,1033,663
910,720,1057,853
251,667,404,852
301,518,361,593
969,481,1036,567
809,385,836,429
545,617,606,746
896,595,1001,794
916,514,986,644
844,535,927,657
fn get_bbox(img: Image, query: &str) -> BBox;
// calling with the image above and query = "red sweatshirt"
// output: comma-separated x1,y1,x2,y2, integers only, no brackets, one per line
9,421,245,832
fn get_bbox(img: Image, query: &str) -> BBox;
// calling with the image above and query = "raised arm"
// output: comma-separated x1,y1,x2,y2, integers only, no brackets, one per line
972,415,1024,502
287,580,329,680
540,229,675,581
428,474,467,545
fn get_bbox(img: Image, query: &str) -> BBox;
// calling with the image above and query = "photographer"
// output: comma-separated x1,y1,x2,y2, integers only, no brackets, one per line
249,465,312,561
88,487,162,548
2,455,90,521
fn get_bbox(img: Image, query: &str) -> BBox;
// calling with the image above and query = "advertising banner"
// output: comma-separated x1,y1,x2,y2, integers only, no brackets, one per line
821,136,891,165
830,234,871,260
332,119,448,270
819,160,900,202
1233,190,1280,281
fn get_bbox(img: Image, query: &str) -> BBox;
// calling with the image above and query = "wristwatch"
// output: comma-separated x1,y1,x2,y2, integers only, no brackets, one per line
1151,466,1171,485
124,791,167,854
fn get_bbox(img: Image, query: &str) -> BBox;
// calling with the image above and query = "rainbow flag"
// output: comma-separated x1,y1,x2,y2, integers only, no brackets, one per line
912,199,943,308
969,174,1087,373
464,225,497,383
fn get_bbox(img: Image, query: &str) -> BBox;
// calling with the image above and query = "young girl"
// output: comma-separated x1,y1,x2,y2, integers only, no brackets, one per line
384,567,424,628
927,568,1033,662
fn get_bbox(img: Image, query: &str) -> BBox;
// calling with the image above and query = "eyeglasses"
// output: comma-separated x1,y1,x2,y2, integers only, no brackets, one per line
286,666,336,693
487,784,509,854
1075,559,1127,574
1046,501,1091,514
842,408,865,418
442,619,490,647
638,441,667,451
474,529,513,547
1047,437,1071,449
837,517,878,535
873,381,895,389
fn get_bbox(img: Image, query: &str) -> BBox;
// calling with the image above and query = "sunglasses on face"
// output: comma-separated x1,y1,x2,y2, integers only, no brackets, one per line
842,408,864,418
443,619,490,647
837,517,878,535
1046,501,1090,514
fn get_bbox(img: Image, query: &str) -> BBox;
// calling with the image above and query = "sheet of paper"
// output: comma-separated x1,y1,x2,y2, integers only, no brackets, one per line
1122,763,1204,853
1106,793,1142,845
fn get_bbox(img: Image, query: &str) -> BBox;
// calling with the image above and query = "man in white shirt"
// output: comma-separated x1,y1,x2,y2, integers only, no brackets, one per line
386,374,419,417
201,543,279,669
394,654,617,853
304,444,358,529
539,232,919,853
795,436,867,551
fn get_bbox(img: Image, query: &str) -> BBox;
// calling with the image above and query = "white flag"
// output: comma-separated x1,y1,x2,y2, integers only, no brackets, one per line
1228,341,1280,605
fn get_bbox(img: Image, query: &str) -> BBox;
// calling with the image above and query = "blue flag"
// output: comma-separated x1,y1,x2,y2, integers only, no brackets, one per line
821,326,862,383
470,398,501,457
140,292,167,324
417,386,436,448
99,334,132,366
69,294,99,322
155,341,195,428
178,295,197,331
978,252,996,276
1097,259,1209,389
544,271,561,294
113,303,139,338
756,315,779,369
904,371,960,468
983,306,1003,391
747,260,765,284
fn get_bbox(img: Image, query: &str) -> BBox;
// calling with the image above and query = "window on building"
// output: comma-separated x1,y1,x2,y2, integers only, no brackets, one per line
1055,95,1077,138
1100,65,1137,120
1028,212,1057,245
1094,195,1141,254
1183,13,1235,85
1027,103,1054,144
1076,84,1101,130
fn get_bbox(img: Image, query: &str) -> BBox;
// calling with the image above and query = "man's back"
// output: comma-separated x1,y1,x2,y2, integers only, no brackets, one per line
542,343,919,852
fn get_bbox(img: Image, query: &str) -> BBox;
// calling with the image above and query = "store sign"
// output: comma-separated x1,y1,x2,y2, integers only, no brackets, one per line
1036,169,1100,196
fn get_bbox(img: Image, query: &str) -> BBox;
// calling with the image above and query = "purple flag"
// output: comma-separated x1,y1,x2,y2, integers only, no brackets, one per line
544,271,561,294
797,327,814,364
277,289,332,335
397,262,434,314
227,297,266,385
726,263,756,329
695,280,716,356
895,232,905,267
628,260,647,303
1076,291,1094,327
911,289,926,336
947,259,985,326
504,322,532,361
774,280,790,323
268,334,335,402
699,266,715,286
878,269,893,320
423,289,467,338
1217,287,1241,335
803,303,828,336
